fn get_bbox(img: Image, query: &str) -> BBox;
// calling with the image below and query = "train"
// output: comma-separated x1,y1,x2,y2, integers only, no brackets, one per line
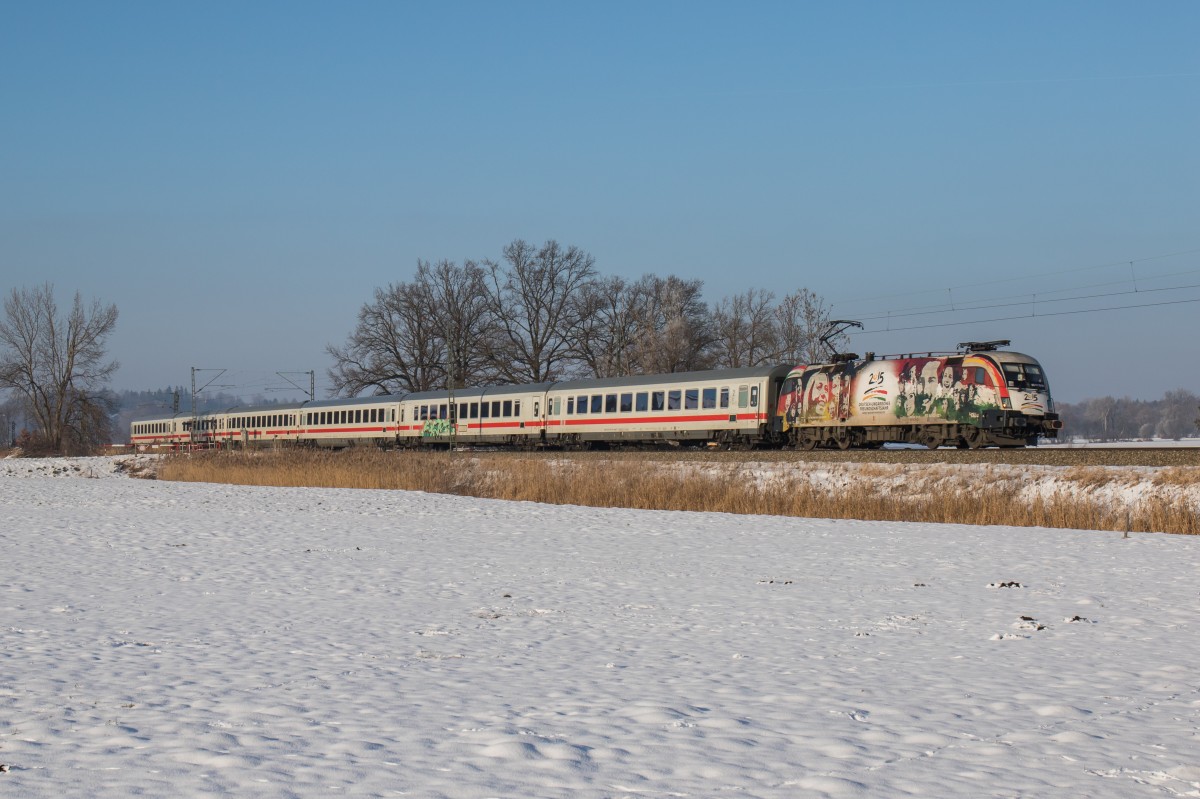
129,341,1061,451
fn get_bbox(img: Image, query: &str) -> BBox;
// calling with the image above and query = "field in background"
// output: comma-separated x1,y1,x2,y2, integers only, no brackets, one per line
157,450,1200,535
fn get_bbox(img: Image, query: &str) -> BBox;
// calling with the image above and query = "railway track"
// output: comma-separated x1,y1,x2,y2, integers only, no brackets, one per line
469,446,1199,468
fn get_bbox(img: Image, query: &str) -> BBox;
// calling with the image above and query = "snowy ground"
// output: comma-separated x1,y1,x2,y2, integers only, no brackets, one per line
2,460,1199,797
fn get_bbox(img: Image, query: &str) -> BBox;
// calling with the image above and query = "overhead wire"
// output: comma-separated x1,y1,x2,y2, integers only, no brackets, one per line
849,295,1200,335
831,247,1200,308
828,246,1199,333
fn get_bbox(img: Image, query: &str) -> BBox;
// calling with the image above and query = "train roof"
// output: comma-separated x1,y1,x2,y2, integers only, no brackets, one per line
296,395,403,410
224,401,309,413
549,365,791,392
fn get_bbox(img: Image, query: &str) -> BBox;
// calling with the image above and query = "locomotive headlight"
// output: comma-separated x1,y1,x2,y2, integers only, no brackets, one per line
1001,398,1012,410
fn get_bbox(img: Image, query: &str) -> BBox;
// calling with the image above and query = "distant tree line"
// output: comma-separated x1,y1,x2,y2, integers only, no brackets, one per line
1057,390,1199,441
326,238,841,396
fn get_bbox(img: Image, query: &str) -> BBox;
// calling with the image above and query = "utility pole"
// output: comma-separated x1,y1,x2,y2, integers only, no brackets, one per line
275,371,316,402
191,368,227,447
448,385,456,451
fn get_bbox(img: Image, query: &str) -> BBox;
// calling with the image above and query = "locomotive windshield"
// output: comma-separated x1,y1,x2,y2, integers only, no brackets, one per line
1002,363,1046,390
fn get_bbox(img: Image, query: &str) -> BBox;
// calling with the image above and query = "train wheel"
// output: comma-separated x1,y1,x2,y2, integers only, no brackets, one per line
798,433,818,451
959,427,987,449
835,435,852,450
920,431,944,450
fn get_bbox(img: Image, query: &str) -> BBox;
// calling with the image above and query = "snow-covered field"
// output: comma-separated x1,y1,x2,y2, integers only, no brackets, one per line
2,459,1199,797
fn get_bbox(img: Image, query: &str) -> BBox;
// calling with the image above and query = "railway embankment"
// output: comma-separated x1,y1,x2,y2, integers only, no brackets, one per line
139,449,1200,536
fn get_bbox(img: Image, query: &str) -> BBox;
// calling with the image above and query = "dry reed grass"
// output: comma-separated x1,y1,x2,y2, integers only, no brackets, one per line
1152,467,1200,486
157,450,1200,535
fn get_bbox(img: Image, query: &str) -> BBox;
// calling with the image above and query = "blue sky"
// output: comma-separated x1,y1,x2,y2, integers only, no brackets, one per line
3,1,1197,402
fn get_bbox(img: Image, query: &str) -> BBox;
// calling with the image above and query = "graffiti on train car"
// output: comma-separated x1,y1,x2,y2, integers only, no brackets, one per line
422,418,452,437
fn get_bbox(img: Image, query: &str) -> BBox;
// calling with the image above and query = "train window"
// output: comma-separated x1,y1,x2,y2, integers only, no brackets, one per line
720,387,730,409
667,390,681,410
573,395,584,413
620,393,633,412
514,400,521,416
441,404,449,419
750,386,759,407
685,389,699,410
605,394,617,413
566,397,574,414
590,395,603,414
702,388,717,409
552,398,560,415
491,401,501,417
635,392,648,412
738,386,749,408
469,402,478,419
350,410,357,424
481,402,490,418
503,400,513,417
458,403,467,419
651,391,664,411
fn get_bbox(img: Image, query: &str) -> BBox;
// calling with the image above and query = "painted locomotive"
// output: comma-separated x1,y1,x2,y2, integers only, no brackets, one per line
129,342,1059,451
778,341,1060,449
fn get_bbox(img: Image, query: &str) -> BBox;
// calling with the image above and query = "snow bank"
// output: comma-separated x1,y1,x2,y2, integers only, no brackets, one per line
1,465,1198,797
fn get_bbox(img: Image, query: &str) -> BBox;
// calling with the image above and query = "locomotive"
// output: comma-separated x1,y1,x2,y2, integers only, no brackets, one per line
778,340,1060,449
129,341,1059,451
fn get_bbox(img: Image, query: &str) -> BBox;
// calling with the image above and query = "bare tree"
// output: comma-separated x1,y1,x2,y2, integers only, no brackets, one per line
572,275,652,378
1157,389,1199,440
774,288,840,364
630,275,714,374
0,284,119,453
326,281,443,396
418,259,495,388
711,288,779,369
484,239,597,383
